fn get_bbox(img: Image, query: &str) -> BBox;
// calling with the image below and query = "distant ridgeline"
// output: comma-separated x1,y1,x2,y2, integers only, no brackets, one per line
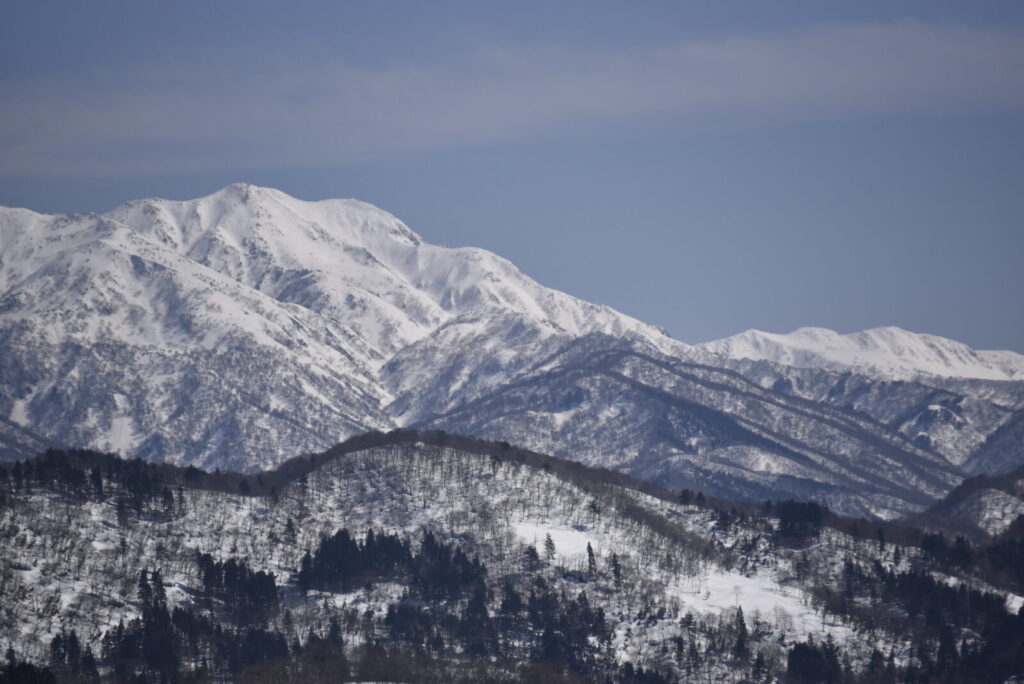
1,430,1023,682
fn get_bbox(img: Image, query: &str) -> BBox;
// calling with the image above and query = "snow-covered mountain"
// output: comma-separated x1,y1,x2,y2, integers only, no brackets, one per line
699,326,1024,382
2,184,1022,517
0,184,675,470
403,333,976,518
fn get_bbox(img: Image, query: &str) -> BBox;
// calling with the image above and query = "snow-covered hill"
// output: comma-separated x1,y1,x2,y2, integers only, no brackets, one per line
699,327,1024,382
5,436,1020,681
922,463,1024,537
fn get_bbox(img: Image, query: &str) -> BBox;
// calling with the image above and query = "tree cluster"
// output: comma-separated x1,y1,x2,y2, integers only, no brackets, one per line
196,552,279,625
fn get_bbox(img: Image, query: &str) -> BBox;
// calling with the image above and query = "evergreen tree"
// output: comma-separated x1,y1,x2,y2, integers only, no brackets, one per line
80,648,98,679
150,568,166,605
524,545,541,570
733,606,749,660
544,533,556,562
610,553,622,589
137,570,152,606
500,581,523,618
752,650,765,679
936,624,959,672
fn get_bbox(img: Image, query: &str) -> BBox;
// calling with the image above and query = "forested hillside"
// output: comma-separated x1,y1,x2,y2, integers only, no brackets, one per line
1,431,1022,682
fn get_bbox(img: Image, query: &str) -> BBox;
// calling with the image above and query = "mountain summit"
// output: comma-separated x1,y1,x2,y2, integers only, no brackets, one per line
0,184,677,469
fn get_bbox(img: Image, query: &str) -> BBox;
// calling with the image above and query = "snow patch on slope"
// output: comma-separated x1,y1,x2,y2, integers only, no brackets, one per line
513,521,598,560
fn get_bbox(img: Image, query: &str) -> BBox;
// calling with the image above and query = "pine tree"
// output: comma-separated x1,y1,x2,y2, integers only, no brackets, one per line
500,581,523,617
586,542,597,579
49,633,64,669
752,651,765,679
733,606,749,660
328,616,344,649
138,570,152,606
544,533,556,562
937,624,958,672
150,569,166,606
64,631,80,673
524,545,541,570
298,551,313,593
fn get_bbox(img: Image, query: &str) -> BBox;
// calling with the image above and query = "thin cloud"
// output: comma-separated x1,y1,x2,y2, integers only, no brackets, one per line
2,21,1022,178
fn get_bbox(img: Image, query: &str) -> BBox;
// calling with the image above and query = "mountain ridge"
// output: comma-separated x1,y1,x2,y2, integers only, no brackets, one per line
699,326,1024,382
0,184,681,469
2,184,1022,518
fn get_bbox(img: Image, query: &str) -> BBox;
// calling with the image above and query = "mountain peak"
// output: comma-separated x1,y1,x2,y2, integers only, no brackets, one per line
0,184,682,466
699,326,1024,381
104,183,426,256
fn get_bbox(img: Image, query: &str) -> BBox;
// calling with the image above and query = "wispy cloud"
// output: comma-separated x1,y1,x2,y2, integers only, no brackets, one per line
2,22,1022,177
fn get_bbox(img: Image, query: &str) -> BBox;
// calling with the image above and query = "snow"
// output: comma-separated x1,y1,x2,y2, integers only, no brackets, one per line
9,399,28,425
699,326,1024,381
99,183,676,361
512,521,599,559
0,184,688,470
105,415,138,454
670,570,850,641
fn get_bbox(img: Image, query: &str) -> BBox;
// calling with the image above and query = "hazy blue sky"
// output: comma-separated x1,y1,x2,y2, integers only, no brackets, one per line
2,1,1022,350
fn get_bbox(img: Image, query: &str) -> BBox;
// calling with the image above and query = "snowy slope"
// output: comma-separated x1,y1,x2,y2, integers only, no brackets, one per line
407,334,964,519
0,184,678,469
923,463,1024,536
100,183,675,360
0,439,941,678
699,327,1024,382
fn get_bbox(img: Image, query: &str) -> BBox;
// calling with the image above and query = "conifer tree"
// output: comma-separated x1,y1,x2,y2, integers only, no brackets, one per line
544,533,556,562
733,606,749,660
138,570,152,606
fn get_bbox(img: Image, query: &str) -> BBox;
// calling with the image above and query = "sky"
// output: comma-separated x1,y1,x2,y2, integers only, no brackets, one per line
1,1,1022,351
